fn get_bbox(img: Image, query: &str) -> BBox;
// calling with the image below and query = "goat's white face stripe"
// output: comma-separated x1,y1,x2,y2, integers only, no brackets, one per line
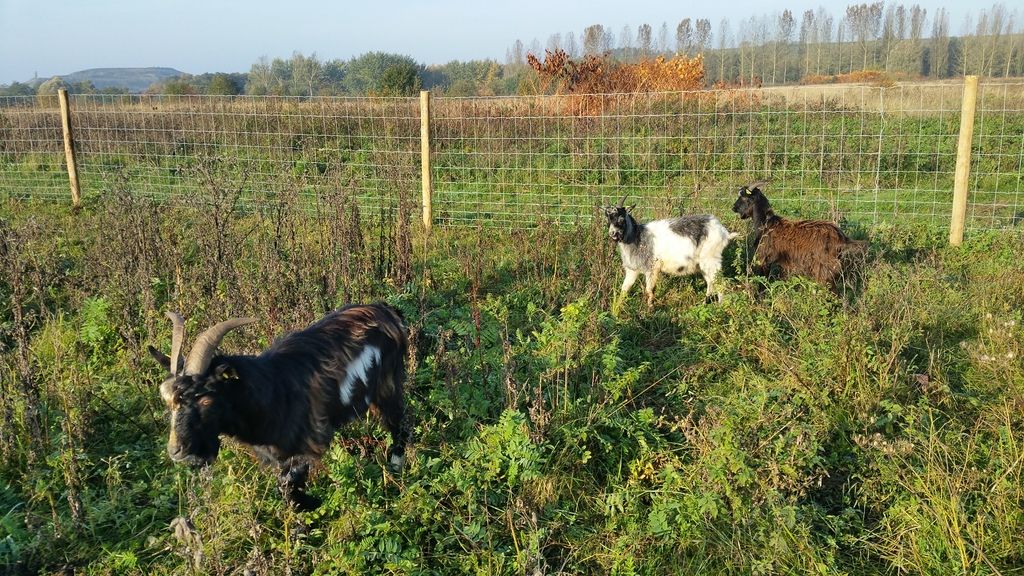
160,378,175,406
160,378,180,450
340,345,380,405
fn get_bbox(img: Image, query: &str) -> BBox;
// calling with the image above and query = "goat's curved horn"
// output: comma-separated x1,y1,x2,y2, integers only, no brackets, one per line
618,193,628,207
184,317,256,375
165,311,186,376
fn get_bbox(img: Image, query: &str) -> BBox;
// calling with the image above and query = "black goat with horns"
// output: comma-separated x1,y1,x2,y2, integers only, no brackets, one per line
148,303,411,510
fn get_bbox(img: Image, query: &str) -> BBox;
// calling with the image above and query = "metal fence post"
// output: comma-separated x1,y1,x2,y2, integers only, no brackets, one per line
58,88,81,207
420,90,433,233
950,75,979,246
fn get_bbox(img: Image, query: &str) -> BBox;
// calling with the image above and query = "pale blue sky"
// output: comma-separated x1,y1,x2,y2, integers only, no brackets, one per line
1,0,979,84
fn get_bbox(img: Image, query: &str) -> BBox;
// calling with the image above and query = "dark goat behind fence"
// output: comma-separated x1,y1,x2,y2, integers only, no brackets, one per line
732,182,868,292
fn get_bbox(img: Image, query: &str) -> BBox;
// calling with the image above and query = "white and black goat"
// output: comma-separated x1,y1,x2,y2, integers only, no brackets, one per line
148,303,410,510
731,182,867,292
604,196,737,309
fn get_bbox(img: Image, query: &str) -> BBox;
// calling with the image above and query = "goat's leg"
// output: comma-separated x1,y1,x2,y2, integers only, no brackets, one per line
278,460,321,511
620,269,639,297
643,265,661,309
614,269,639,315
750,249,772,279
701,260,724,303
376,393,410,474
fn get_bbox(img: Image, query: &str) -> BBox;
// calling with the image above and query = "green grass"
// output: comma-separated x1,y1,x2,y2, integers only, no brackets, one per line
1,192,1023,574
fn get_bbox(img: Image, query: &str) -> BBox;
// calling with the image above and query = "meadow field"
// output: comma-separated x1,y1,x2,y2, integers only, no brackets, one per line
2,82,1024,574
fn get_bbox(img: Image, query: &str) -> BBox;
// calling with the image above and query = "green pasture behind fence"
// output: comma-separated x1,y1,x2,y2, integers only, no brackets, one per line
1,79,1022,232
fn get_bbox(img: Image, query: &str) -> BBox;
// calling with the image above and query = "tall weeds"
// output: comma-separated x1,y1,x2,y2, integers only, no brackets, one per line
1,197,1023,574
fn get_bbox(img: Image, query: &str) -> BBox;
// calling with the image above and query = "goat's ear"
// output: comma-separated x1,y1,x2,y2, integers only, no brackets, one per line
626,204,637,213
148,345,172,371
149,345,184,375
212,363,239,382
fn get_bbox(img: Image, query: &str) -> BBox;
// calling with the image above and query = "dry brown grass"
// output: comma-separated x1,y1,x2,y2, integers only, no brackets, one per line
761,76,1024,113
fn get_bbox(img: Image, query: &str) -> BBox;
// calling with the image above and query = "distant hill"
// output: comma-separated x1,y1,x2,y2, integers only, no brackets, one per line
32,67,187,93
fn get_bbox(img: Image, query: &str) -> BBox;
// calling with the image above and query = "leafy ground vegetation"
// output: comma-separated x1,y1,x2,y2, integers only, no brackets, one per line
1,189,1023,575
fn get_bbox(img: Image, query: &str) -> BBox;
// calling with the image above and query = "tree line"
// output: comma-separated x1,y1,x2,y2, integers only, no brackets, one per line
512,2,1022,85
1,2,1020,100
0,52,513,100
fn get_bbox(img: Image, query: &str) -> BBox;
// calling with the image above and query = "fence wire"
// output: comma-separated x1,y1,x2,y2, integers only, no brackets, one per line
0,94,420,214
431,84,970,227
972,82,1024,229
1,82,1022,232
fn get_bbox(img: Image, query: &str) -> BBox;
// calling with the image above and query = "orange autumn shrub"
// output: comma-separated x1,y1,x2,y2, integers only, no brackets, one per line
526,49,705,114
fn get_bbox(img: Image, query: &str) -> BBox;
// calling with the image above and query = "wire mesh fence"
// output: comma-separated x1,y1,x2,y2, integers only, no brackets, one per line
0,98,67,200
0,94,421,214
1,80,1022,232
971,81,1024,229
430,83,975,227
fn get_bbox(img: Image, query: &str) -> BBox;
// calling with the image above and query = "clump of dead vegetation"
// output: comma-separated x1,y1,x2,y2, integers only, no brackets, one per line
525,49,705,114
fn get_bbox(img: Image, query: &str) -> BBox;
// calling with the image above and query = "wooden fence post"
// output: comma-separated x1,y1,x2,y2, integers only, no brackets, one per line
420,90,433,233
58,88,82,207
949,75,979,246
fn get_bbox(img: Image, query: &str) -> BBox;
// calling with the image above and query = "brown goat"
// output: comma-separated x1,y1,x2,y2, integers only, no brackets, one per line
731,183,867,291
